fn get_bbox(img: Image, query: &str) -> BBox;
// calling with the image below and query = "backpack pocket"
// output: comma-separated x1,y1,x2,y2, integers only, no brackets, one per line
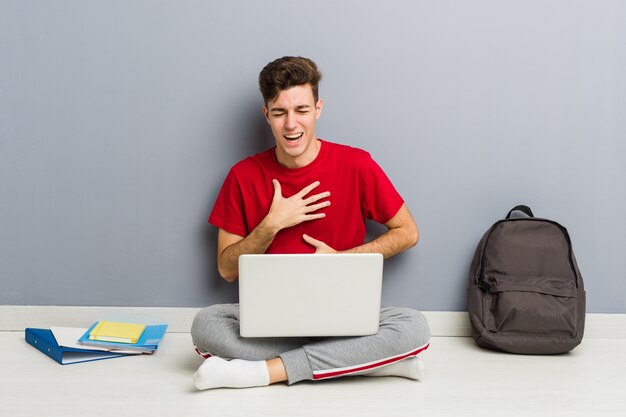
482,275,578,337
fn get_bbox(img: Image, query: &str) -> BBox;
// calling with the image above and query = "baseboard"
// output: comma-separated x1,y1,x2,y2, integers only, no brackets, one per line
1,305,624,338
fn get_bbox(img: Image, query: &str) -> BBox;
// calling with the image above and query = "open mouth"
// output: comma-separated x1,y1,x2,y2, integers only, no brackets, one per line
284,133,304,142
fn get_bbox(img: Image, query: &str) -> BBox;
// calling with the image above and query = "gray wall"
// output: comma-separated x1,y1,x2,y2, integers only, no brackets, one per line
1,1,624,312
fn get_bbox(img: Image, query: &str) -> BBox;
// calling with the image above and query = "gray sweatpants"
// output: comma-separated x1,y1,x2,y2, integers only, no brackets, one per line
191,304,431,384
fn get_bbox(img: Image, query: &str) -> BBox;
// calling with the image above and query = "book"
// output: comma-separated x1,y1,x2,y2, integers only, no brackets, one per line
78,323,168,353
50,326,143,355
88,321,146,344
25,328,133,365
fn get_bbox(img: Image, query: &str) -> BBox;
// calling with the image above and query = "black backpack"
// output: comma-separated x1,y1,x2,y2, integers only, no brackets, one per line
468,205,586,354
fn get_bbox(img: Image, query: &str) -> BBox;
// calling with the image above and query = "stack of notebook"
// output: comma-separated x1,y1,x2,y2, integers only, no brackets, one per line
78,321,168,353
25,321,168,365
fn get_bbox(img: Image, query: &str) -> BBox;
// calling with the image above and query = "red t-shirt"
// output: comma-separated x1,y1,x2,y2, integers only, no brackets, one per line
209,140,404,254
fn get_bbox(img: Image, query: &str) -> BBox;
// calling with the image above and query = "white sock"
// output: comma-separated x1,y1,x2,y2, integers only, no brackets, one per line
362,356,424,380
193,356,270,390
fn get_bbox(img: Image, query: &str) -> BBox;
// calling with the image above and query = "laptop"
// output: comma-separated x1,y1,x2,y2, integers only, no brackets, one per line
238,253,383,337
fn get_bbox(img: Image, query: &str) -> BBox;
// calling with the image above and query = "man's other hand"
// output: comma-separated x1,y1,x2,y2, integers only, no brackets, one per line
302,234,337,254
266,180,330,232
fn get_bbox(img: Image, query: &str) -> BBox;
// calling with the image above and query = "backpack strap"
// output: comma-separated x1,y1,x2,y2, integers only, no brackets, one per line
506,205,534,219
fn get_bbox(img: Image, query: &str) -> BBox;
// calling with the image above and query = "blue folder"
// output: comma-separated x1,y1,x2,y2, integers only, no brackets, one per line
25,328,131,365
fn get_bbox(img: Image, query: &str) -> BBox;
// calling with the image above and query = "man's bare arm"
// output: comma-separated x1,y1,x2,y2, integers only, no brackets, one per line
216,222,276,282
217,180,330,281
302,203,418,259
347,204,419,258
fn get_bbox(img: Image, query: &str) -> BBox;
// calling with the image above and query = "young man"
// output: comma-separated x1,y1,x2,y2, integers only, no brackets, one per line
191,56,431,390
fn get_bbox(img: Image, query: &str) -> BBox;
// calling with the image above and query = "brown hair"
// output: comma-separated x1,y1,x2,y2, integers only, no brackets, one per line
258,56,322,104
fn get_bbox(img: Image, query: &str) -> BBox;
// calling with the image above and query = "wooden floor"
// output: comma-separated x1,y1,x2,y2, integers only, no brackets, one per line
2,330,625,417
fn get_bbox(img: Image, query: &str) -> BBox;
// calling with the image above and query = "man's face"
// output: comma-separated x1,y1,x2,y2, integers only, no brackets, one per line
262,84,323,168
